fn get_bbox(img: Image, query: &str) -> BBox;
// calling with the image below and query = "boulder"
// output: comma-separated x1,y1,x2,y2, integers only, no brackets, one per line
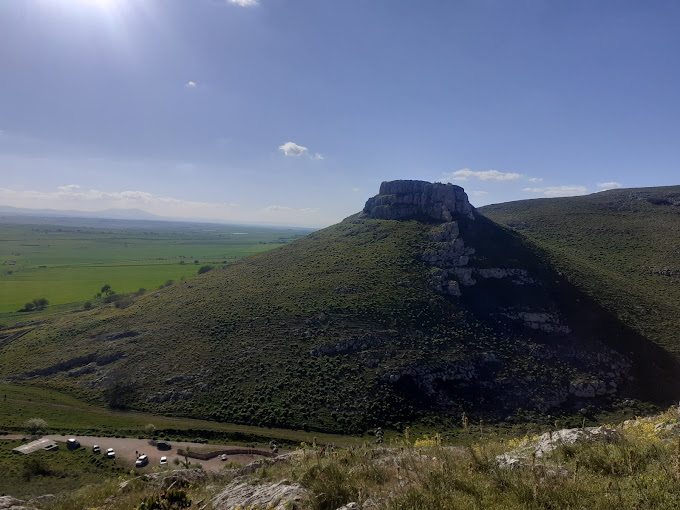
0,497,38,510
212,479,307,510
497,426,621,468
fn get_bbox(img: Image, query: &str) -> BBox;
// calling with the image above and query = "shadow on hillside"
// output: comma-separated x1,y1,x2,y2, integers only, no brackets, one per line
461,214,680,404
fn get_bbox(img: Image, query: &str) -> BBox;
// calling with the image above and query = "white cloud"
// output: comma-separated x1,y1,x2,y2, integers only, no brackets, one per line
527,177,543,183
185,81,197,88
471,190,488,196
227,0,258,5
57,184,81,192
263,205,293,213
313,153,324,160
278,141,309,157
523,186,588,197
263,205,317,214
442,169,522,182
597,181,622,190
352,188,361,192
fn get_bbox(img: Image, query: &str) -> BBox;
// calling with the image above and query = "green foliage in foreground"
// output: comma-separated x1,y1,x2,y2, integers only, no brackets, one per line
0,439,129,499
215,409,680,510
19,408,680,510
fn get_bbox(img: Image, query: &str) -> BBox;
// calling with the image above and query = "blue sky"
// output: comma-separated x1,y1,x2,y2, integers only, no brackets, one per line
1,0,679,227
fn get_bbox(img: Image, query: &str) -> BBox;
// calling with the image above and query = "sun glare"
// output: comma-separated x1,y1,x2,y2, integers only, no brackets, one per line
65,0,119,11
82,0,115,6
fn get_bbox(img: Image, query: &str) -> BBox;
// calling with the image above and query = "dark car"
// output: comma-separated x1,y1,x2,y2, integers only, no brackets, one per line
156,441,171,451
66,438,80,450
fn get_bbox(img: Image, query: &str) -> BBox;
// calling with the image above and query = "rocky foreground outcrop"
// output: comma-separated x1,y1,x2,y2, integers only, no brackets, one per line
0,497,38,510
212,479,307,510
496,426,622,469
362,180,475,221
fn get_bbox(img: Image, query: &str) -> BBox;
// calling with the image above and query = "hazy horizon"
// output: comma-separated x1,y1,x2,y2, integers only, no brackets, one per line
2,0,679,227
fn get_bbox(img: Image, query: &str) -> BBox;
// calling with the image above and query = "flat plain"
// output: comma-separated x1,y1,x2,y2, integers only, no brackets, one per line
0,216,312,315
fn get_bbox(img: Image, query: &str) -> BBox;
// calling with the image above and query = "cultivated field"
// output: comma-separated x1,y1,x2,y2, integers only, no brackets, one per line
0,217,312,314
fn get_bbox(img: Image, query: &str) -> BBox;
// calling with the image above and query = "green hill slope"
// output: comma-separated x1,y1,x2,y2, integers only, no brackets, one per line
479,185,680,359
1,181,679,433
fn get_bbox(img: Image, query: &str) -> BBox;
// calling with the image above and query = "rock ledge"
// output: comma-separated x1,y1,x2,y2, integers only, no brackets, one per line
362,180,474,221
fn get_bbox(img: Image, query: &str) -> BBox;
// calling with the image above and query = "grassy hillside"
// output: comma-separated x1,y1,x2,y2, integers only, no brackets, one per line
2,198,677,434
479,186,680,359
0,439,130,500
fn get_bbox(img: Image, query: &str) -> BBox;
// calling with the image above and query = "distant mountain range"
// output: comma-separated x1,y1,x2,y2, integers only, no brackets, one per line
0,205,316,230
0,205,167,221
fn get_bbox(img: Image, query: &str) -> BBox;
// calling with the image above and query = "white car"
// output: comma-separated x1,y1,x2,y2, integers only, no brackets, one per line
106,448,115,458
159,456,168,466
92,445,101,454
135,454,149,467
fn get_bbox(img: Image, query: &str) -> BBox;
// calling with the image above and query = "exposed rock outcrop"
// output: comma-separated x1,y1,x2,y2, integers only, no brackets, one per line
362,180,475,221
119,468,210,491
496,426,621,469
0,497,38,510
212,479,307,510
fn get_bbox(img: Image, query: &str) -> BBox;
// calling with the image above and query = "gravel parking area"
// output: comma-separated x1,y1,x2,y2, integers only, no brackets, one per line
36,435,274,471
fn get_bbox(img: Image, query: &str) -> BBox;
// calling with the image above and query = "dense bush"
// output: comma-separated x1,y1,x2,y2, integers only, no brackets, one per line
19,297,49,312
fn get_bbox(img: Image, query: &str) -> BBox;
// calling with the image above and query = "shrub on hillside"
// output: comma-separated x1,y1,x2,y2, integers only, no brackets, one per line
103,293,119,303
22,457,52,481
24,417,48,435
18,297,49,312
197,265,214,274
114,296,134,309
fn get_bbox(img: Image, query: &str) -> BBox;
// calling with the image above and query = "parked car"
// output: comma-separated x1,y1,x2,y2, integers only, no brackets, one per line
92,445,101,454
135,454,149,467
159,456,168,466
156,441,171,451
220,454,227,461
66,438,80,450
44,444,59,452
106,448,115,459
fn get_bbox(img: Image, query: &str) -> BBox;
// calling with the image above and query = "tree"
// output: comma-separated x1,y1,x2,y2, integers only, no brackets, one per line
101,284,114,296
197,265,214,275
144,423,157,436
33,297,49,310
24,418,48,436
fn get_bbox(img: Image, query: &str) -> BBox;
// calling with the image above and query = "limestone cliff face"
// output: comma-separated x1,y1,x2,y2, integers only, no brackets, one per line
362,180,475,221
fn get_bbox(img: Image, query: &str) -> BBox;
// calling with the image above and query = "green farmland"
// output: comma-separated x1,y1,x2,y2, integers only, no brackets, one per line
0,217,313,314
